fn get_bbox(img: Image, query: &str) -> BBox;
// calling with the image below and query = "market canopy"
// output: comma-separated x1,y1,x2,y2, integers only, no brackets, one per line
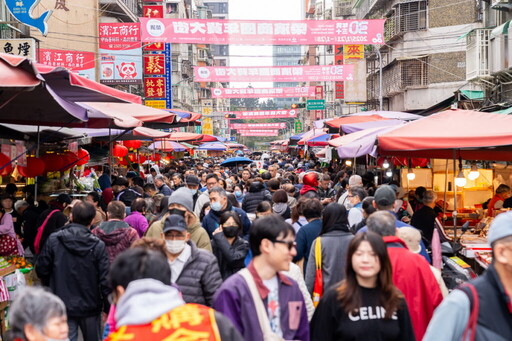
340,119,405,134
378,109,512,161
324,115,389,132
330,126,399,158
77,126,173,140
348,111,423,121
298,133,336,146
197,142,227,151
148,140,187,152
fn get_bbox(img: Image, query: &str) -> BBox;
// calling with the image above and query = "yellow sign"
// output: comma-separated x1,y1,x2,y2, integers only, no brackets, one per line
202,107,213,115
343,44,364,59
202,117,213,135
145,100,167,109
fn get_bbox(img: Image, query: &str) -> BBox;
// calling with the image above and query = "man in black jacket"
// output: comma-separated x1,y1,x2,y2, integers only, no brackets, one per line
36,201,111,341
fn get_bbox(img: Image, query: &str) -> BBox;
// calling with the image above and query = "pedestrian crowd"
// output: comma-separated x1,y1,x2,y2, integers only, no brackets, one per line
3,155,512,340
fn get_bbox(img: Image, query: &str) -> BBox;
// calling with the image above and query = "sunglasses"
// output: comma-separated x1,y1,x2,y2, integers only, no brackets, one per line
272,239,297,251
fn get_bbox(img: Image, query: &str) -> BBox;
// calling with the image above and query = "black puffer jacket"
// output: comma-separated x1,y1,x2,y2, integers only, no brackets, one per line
211,234,249,280
36,223,111,317
242,181,272,213
174,241,222,306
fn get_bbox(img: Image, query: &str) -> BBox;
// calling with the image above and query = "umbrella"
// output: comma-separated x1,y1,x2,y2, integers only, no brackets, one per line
220,156,253,167
148,140,187,152
197,142,227,151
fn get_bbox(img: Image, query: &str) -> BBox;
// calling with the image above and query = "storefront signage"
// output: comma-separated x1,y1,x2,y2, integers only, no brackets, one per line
145,100,167,109
307,99,326,110
0,39,36,59
223,109,297,120
3,0,52,36
212,86,316,99
140,18,385,45
343,44,365,59
144,77,166,98
239,130,279,137
194,65,354,83
39,49,96,80
143,54,165,75
99,23,142,85
335,45,344,100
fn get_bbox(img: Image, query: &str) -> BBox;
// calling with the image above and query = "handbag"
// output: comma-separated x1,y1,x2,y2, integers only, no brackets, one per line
239,268,284,341
312,237,323,307
34,209,59,254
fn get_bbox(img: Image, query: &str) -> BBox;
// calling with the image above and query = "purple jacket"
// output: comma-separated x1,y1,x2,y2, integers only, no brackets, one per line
124,212,148,237
213,262,310,341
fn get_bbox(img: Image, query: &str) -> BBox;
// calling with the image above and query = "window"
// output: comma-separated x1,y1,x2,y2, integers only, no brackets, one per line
385,0,427,40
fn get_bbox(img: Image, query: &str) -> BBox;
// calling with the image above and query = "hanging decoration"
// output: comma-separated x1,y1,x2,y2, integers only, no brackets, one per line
76,148,90,166
0,153,13,176
17,157,45,178
113,144,129,158
123,140,142,150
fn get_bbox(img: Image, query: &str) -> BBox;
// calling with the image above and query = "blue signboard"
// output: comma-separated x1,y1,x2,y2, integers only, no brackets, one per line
164,43,173,109
3,0,52,36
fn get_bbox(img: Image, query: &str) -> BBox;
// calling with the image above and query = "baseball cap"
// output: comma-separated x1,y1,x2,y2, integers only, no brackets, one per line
374,185,396,207
487,211,512,245
185,175,200,186
163,214,188,233
57,193,72,205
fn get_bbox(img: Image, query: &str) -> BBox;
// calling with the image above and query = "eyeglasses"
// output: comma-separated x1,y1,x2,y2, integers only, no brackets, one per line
272,239,297,251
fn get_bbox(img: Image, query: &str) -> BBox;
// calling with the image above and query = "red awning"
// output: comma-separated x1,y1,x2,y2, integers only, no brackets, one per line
167,132,207,142
0,55,39,88
325,115,389,129
133,127,172,139
378,109,512,161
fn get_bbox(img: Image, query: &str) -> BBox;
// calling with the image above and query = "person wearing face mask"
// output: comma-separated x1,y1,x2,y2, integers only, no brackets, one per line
6,287,69,341
161,214,222,306
144,187,212,252
202,187,251,239
185,175,201,205
233,185,245,205
211,211,249,280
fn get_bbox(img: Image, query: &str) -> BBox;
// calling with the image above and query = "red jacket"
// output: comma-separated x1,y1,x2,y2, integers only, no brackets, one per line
383,236,443,341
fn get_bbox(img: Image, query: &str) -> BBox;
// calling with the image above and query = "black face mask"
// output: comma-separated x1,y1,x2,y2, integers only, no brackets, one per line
223,226,239,238
168,208,186,217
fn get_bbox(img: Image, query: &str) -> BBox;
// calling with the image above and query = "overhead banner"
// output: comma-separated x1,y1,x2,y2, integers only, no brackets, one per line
194,65,354,83
140,18,385,45
99,23,142,85
39,49,96,80
231,123,286,130
334,45,344,100
212,86,316,99
224,109,297,119
239,130,279,137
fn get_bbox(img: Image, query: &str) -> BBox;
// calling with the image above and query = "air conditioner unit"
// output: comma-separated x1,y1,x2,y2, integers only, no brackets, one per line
492,0,512,10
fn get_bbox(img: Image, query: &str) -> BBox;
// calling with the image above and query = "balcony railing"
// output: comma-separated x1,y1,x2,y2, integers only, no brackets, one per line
466,29,492,80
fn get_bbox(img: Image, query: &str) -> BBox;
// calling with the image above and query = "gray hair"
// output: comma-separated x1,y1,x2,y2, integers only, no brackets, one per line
209,186,227,198
8,287,66,339
367,211,397,237
154,174,165,182
350,186,367,201
422,190,437,204
14,200,29,212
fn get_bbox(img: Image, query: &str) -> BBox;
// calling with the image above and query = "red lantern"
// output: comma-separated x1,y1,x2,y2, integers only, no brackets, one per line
128,154,137,163
61,151,79,170
18,157,45,177
150,154,161,162
76,148,90,166
411,158,430,168
139,155,147,163
41,153,65,172
392,157,408,167
123,140,142,150
113,144,128,158
0,153,13,176
118,157,128,166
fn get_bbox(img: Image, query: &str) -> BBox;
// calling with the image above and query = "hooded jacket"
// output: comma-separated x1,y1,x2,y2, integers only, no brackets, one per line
106,278,241,341
383,235,443,341
36,223,111,317
92,221,139,263
241,181,272,213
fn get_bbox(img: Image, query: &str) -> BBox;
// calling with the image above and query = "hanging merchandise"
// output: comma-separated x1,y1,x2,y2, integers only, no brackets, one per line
0,153,13,176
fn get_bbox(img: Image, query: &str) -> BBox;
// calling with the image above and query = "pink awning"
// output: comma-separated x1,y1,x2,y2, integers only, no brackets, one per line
0,55,39,88
133,127,172,139
325,115,389,129
378,109,512,161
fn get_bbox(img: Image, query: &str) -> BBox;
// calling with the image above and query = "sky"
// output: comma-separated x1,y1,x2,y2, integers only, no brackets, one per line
228,0,304,88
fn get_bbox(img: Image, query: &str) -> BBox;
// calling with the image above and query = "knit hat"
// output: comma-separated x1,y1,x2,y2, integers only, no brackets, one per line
488,211,512,245
168,187,193,212
374,185,396,207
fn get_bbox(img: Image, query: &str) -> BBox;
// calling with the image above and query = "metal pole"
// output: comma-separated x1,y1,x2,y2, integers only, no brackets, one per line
376,49,383,111
453,151,458,241
33,126,40,207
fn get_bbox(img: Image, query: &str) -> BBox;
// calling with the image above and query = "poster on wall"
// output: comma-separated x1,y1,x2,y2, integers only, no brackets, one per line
39,49,96,80
99,23,142,85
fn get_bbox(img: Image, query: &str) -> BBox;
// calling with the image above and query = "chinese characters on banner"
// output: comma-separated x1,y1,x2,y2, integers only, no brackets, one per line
140,18,385,45
0,39,36,59
223,109,297,119
334,45,344,100
143,5,165,51
144,54,165,75
39,49,96,80
314,86,324,120
144,77,166,98
343,44,365,59
194,65,354,83
230,123,286,130
202,117,214,135
212,86,316,99
99,23,142,85
239,130,279,137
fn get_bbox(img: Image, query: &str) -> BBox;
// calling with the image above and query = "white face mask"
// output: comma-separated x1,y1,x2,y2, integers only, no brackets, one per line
166,239,186,254
46,338,69,341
